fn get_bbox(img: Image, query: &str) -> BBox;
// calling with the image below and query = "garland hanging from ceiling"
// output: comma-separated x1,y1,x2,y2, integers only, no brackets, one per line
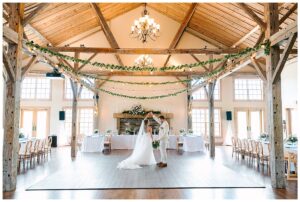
26,40,270,72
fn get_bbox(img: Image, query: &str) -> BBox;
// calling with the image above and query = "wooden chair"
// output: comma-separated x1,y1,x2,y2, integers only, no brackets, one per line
258,142,270,167
250,140,259,165
18,141,32,172
103,135,112,154
30,140,40,167
237,138,245,159
37,139,46,164
231,137,238,157
243,139,251,160
286,152,297,180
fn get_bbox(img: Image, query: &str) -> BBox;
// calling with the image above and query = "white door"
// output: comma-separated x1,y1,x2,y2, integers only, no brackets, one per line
236,110,248,139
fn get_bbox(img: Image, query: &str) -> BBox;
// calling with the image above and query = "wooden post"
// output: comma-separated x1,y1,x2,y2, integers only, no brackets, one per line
187,76,192,129
93,79,100,130
70,79,82,158
208,81,216,158
264,3,286,188
3,3,24,192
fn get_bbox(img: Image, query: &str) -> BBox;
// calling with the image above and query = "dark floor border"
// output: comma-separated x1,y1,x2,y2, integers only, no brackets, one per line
26,186,266,191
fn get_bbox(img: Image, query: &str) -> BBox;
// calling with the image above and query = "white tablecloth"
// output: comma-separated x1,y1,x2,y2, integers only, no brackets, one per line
167,135,205,152
111,135,137,149
81,135,104,152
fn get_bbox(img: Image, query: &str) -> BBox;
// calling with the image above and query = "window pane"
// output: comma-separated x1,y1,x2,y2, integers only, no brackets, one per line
65,80,73,99
192,81,220,100
234,78,263,100
79,109,94,136
192,108,221,137
21,78,36,99
36,78,51,99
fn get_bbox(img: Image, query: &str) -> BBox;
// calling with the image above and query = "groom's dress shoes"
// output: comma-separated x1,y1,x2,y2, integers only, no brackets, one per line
159,163,167,168
157,162,163,166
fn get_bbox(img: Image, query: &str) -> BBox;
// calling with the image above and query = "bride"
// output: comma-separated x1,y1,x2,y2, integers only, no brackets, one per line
117,118,156,169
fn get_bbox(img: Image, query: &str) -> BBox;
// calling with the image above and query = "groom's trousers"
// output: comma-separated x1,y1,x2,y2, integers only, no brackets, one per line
159,141,168,163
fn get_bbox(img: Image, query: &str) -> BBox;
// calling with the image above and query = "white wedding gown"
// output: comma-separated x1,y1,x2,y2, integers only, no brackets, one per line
117,121,156,169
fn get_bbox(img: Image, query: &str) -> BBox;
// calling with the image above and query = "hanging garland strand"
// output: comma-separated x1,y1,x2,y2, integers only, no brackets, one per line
79,72,197,85
26,40,270,72
78,76,188,99
57,62,226,86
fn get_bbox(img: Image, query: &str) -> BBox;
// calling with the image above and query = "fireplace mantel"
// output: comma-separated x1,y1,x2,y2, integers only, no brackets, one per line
113,113,173,135
113,113,173,119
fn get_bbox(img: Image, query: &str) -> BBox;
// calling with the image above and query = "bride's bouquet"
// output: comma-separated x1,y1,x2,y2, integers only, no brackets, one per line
152,140,160,149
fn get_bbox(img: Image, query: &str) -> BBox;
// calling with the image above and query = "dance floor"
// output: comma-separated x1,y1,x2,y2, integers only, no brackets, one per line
27,149,265,190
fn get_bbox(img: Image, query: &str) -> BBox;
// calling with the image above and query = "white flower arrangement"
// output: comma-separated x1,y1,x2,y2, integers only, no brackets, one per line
94,129,99,134
188,129,193,134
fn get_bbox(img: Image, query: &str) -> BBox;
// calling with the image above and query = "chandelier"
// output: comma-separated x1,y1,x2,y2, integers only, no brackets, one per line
134,55,153,67
130,4,160,43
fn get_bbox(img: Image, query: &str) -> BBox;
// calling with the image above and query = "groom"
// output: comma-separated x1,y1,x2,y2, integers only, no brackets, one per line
148,112,169,168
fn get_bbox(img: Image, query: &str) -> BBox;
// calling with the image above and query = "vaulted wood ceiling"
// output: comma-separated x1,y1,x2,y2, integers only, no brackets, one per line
19,3,297,48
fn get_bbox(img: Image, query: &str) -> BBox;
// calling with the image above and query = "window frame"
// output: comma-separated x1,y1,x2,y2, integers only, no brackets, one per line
63,107,95,138
21,76,52,101
233,76,264,101
191,107,222,138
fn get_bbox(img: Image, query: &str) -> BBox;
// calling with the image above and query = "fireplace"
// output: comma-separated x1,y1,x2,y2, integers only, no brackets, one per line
113,113,173,135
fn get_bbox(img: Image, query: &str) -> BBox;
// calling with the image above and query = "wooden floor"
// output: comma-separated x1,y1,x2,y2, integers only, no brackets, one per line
3,146,298,199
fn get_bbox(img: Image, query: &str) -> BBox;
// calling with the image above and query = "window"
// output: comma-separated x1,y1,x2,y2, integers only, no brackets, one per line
64,79,94,99
192,108,221,137
64,108,94,138
234,78,263,100
21,77,51,99
79,108,94,136
192,81,220,100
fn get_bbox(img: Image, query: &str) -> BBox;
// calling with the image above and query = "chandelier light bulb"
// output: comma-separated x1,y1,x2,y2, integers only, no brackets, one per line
134,55,154,68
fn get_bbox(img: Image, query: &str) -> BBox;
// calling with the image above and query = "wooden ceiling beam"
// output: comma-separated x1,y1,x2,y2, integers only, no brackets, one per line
21,55,37,78
3,26,18,44
250,57,266,81
238,3,266,30
90,3,124,66
45,46,243,54
74,52,80,71
23,3,49,26
78,53,98,71
3,52,15,81
272,32,297,84
164,3,197,67
270,20,297,46
190,54,209,71
279,4,297,26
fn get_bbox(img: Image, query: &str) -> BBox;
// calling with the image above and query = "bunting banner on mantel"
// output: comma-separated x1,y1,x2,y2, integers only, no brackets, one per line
26,40,270,72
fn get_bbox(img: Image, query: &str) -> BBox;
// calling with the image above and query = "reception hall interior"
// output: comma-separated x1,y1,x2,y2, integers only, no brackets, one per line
1,1,299,200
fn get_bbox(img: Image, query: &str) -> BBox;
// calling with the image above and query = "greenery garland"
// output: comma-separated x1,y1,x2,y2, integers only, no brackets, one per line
26,40,270,72
57,62,226,86
79,72,198,85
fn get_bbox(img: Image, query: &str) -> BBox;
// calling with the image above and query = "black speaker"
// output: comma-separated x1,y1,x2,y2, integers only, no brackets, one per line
50,135,57,147
59,111,65,121
226,111,232,121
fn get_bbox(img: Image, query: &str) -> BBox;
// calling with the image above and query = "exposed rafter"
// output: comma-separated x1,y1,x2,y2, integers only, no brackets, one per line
21,55,37,78
279,4,297,26
90,3,124,66
238,3,266,30
272,32,297,83
26,24,51,44
23,3,49,26
250,58,266,81
231,25,260,48
78,53,98,71
3,52,15,81
45,46,246,54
